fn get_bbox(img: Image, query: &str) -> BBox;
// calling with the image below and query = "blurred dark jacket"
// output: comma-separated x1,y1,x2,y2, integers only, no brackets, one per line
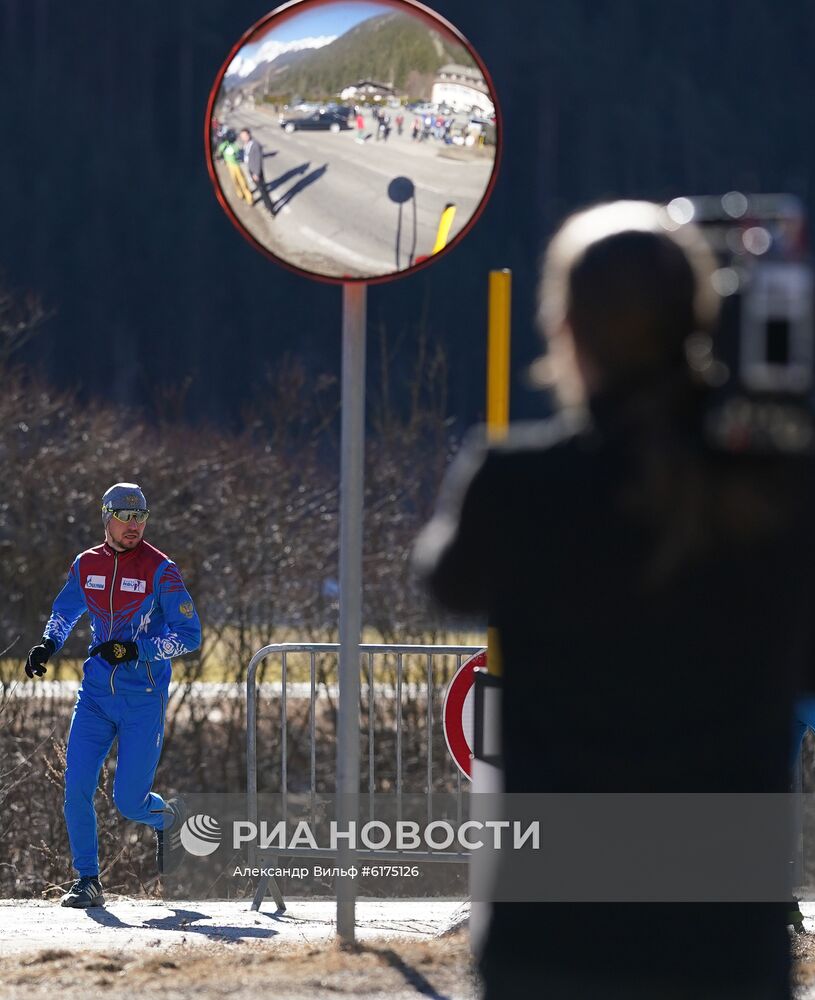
415,396,815,996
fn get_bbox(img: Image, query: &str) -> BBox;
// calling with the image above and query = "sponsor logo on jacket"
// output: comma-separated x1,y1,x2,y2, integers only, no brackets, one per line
121,578,147,594
85,575,106,590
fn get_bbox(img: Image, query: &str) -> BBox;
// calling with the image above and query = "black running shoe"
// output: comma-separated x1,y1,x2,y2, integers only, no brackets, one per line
155,796,187,876
60,876,104,908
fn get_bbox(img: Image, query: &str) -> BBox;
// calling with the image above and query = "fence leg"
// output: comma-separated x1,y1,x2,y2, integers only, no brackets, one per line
250,876,269,911
250,867,287,913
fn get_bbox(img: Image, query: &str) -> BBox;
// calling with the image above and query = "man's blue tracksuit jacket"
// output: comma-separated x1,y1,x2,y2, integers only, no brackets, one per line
43,538,201,877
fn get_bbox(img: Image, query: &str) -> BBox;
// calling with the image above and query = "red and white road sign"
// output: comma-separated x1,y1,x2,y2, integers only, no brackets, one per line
442,649,487,780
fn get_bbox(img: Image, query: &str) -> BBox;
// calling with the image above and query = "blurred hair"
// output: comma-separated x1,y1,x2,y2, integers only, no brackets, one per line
533,201,718,407
533,201,793,584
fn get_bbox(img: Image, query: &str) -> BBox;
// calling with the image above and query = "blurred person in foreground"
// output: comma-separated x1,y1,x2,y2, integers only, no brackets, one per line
24,483,201,908
415,201,814,998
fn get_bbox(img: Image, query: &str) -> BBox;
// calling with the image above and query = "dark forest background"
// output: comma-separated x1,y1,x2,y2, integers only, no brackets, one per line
2,0,814,427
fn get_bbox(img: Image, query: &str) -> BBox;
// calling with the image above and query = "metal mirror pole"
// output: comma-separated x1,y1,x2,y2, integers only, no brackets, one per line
337,282,367,944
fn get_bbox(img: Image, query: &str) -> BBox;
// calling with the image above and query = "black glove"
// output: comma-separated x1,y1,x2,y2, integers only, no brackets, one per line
25,638,55,679
90,640,139,665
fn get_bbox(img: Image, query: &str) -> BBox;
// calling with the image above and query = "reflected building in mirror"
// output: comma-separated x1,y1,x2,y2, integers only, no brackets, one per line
206,0,500,283
432,64,495,118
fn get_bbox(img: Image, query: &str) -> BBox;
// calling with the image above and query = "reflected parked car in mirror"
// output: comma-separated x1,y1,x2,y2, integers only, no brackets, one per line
279,109,352,134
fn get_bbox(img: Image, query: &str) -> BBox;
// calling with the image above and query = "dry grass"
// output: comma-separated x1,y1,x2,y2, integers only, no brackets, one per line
793,933,815,992
6,928,815,999
0,929,478,999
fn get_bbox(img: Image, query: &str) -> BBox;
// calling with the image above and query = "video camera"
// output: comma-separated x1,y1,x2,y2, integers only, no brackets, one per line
666,192,813,456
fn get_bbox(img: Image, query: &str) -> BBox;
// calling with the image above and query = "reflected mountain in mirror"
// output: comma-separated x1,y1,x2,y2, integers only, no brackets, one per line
207,0,499,281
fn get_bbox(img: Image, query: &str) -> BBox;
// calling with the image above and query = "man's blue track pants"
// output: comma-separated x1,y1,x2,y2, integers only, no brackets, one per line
64,687,167,877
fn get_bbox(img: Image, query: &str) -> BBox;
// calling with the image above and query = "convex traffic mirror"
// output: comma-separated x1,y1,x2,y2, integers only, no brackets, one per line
206,0,500,283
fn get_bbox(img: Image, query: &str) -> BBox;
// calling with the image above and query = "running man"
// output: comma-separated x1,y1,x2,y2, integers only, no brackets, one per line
24,483,201,907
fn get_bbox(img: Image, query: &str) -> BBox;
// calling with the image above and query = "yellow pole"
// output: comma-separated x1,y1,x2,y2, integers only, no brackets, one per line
432,203,457,254
486,269,511,675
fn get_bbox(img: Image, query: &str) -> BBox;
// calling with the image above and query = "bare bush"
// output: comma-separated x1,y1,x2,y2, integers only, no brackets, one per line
1,345,454,672
0,274,51,369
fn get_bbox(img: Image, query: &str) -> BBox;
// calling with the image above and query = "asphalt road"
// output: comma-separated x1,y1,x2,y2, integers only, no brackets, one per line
216,107,496,279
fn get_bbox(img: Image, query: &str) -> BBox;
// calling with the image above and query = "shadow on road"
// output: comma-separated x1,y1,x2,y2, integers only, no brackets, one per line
273,164,328,215
142,908,212,929
82,907,131,929
142,907,278,939
268,162,311,192
373,946,453,1000
255,908,307,924
82,905,278,940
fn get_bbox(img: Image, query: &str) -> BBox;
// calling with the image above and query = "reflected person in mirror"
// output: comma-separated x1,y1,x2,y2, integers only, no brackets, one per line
415,201,815,998
239,128,275,216
216,129,253,206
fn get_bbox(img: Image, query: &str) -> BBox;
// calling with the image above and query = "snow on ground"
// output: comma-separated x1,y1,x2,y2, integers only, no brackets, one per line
0,898,466,955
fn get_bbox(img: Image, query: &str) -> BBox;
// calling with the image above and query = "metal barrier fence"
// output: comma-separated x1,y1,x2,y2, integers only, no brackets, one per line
246,642,482,910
